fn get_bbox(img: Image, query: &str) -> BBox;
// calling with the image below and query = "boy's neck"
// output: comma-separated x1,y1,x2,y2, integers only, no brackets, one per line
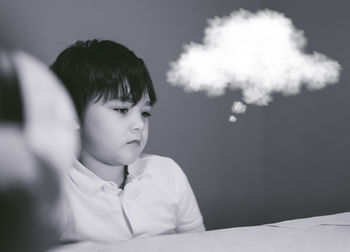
79,151,125,186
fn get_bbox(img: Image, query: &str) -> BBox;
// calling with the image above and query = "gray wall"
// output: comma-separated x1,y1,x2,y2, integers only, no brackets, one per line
1,0,349,230
262,0,350,223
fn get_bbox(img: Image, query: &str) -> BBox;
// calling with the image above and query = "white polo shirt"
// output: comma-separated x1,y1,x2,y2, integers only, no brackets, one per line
60,154,205,242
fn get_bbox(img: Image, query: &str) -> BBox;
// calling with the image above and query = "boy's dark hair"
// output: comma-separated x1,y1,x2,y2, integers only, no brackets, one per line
51,39,156,119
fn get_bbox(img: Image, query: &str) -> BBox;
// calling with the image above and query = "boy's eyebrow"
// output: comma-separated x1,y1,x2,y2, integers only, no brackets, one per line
108,99,152,107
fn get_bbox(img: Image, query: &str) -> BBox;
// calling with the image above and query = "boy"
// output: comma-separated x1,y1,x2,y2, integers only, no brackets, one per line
51,39,205,242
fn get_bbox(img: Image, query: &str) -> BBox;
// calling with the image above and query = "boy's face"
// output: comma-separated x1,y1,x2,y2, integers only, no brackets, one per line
81,95,152,167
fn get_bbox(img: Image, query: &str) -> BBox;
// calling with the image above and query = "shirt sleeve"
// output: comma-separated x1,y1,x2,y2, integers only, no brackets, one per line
57,174,79,242
169,159,206,233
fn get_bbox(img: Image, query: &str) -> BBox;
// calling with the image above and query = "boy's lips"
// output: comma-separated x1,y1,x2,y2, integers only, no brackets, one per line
127,139,141,145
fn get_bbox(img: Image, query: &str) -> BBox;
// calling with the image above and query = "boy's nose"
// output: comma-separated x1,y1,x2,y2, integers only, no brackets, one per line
130,112,145,133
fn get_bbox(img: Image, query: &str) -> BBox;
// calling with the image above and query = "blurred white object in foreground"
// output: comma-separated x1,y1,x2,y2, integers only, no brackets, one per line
0,49,80,252
13,51,80,172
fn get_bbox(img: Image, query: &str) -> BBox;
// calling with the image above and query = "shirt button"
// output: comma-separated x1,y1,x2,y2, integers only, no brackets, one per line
103,182,119,193
102,184,110,192
109,181,118,187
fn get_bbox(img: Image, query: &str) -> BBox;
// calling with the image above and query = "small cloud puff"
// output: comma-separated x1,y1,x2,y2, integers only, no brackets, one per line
231,101,247,114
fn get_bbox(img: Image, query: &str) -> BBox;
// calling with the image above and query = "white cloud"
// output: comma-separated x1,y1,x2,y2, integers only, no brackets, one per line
167,9,342,122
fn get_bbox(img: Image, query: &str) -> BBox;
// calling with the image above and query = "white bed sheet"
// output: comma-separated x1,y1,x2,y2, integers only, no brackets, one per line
48,212,350,252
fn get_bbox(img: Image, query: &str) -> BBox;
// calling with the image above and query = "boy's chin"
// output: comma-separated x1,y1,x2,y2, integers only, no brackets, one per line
108,148,144,167
125,157,141,166
118,153,142,166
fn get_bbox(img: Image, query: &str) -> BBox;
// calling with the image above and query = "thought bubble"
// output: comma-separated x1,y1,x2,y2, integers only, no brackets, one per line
231,101,247,114
166,9,342,122
228,115,237,123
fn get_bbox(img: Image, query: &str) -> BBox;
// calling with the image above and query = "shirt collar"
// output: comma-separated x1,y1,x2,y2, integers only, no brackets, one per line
70,160,108,194
69,155,152,194
127,154,153,181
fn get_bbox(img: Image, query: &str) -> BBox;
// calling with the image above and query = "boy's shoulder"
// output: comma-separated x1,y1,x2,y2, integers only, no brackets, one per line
129,153,185,179
138,153,178,166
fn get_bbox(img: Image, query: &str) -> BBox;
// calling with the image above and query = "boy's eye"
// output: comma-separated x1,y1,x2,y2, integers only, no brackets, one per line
113,108,129,114
142,111,152,118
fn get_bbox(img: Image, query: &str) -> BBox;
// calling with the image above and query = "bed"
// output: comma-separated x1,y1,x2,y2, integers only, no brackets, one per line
48,212,350,252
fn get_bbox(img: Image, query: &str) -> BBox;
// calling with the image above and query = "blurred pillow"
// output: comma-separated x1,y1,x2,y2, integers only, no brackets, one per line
0,49,80,252
12,51,80,173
